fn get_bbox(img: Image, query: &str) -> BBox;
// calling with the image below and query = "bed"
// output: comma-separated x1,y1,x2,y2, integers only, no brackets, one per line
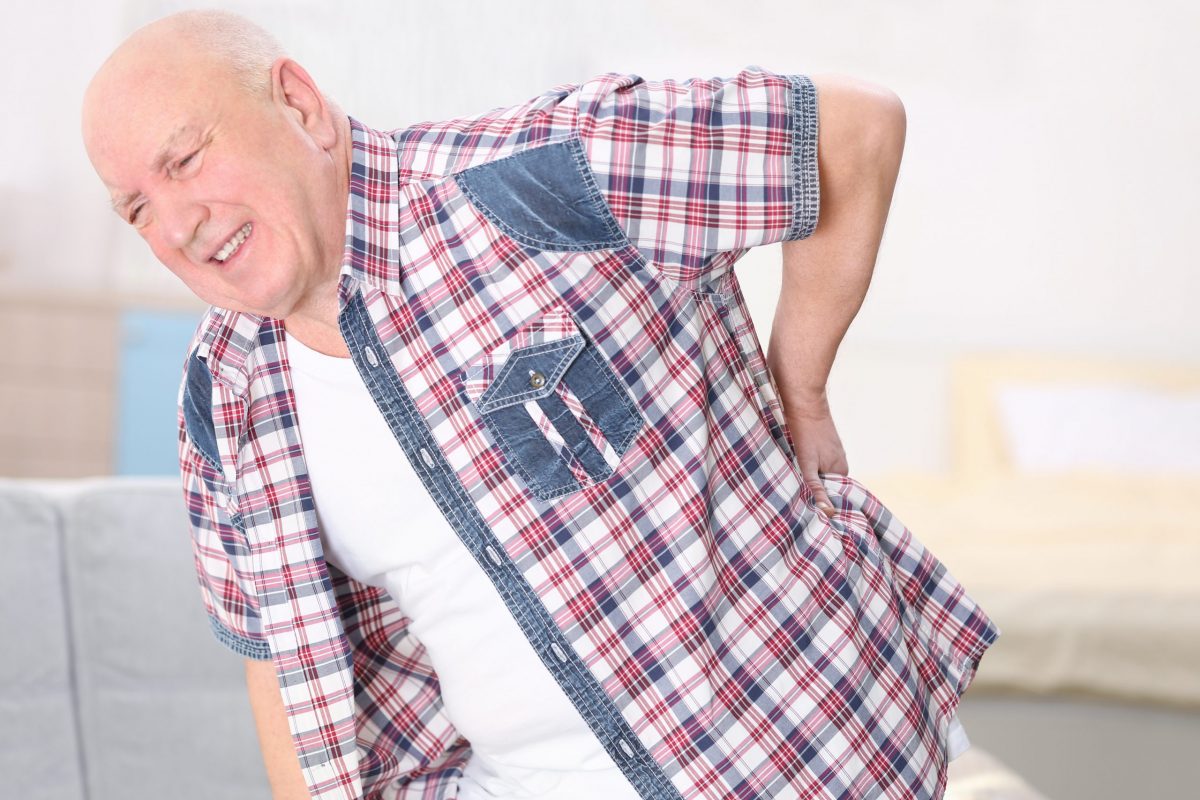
866,352,1200,798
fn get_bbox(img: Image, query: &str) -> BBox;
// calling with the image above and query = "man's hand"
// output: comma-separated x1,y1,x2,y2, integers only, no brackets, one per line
765,73,906,517
779,387,847,516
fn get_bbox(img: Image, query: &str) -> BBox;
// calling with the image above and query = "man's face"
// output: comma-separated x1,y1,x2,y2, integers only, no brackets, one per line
82,43,345,319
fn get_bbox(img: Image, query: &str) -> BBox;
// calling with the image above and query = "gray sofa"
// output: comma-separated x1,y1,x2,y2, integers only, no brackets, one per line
1,477,269,800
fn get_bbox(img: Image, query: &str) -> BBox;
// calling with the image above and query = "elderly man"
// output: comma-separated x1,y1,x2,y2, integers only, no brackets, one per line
82,9,998,800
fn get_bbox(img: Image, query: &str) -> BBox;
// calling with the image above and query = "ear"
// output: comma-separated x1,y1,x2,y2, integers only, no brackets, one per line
271,57,337,150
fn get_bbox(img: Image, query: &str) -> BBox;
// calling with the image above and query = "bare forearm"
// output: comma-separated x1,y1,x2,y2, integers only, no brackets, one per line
245,658,311,798
767,75,906,402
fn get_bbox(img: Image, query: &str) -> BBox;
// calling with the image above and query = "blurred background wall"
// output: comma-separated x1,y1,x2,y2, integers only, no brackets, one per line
3,0,1196,478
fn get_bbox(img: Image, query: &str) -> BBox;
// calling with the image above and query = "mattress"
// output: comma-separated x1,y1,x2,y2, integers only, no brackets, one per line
859,470,1200,710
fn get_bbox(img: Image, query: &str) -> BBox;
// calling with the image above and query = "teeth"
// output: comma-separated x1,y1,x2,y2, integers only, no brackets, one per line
214,223,252,262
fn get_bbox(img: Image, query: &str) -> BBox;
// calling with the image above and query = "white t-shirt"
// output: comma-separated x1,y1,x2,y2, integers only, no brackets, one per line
284,329,638,799
282,330,970,800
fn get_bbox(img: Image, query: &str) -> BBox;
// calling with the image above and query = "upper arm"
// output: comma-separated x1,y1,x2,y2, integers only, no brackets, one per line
573,65,821,286
178,346,270,661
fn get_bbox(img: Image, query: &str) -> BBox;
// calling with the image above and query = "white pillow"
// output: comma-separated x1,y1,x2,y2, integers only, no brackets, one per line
996,383,1200,472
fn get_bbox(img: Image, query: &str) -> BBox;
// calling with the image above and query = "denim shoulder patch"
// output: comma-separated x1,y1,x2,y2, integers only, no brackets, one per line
182,348,223,471
453,136,627,252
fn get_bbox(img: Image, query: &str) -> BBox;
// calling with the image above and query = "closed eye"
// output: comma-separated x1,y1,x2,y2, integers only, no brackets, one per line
169,145,204,178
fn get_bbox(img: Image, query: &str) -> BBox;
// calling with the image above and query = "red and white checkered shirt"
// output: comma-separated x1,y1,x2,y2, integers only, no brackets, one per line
177,66,1000,799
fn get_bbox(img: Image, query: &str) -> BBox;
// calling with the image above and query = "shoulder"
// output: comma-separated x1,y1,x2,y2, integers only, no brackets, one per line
388,80,585,180
178,305,269,401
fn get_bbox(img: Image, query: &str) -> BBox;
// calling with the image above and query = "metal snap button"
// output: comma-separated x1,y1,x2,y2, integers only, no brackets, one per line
529,370,546,389
364,346,379,368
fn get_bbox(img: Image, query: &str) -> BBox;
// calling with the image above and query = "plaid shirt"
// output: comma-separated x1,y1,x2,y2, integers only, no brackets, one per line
177,66,1000,800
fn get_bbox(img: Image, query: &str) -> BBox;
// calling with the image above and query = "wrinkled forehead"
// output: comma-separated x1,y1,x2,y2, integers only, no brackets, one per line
83,46,229,187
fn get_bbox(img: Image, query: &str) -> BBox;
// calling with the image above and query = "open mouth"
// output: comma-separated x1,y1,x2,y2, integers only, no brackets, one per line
211,222,252,265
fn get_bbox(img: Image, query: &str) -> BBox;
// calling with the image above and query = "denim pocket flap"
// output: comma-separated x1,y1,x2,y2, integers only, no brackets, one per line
458,303,646,501
476,336,584,412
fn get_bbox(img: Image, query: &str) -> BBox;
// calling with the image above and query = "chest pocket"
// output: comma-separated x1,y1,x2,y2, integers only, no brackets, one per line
459,305,645,501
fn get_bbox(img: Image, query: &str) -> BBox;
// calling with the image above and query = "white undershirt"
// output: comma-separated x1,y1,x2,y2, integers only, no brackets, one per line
284,330,639,799
282,330,970,800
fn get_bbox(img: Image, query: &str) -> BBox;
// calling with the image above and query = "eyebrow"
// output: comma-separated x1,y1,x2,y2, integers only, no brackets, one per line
109,124,200,216
151,125,199,172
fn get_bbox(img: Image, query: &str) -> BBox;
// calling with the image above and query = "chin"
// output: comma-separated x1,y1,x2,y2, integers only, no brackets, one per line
205,281,294,319
190,291,269,317
236,292,303,321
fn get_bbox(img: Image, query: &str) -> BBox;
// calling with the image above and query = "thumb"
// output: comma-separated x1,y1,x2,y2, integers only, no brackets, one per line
805,476,835,517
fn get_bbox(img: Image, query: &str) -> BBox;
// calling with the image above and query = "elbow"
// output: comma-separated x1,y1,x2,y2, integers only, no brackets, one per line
851,81,906,173
810,74,907,176
870,87,906,166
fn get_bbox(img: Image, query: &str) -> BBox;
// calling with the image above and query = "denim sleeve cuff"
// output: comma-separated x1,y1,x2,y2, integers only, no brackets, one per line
208,613,271,660
785,73,821,241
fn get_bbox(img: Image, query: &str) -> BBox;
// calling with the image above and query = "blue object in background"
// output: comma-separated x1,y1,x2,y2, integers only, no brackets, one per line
116,309,204,476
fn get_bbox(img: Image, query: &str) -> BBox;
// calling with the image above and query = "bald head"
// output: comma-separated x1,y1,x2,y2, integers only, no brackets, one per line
81,10,353,323
95,10,284,101
82,10,288,177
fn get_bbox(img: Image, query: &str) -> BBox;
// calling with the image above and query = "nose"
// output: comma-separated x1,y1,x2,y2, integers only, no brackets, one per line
155,189,208,253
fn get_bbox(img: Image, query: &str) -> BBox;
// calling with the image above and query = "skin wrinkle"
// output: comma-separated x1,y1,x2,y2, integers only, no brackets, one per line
114,126,210,223
81,9,355,358
151,124,201,172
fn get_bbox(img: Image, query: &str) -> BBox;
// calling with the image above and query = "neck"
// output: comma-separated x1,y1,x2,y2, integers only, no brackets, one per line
285,312,351,358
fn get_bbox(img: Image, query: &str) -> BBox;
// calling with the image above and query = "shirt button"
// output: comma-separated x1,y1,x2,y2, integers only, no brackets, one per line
529,370,546,389
364,346,380,367
420,447,434,468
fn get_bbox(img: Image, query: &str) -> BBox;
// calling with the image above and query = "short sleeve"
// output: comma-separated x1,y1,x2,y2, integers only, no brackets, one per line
574,65,820,286
177,355,271,661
